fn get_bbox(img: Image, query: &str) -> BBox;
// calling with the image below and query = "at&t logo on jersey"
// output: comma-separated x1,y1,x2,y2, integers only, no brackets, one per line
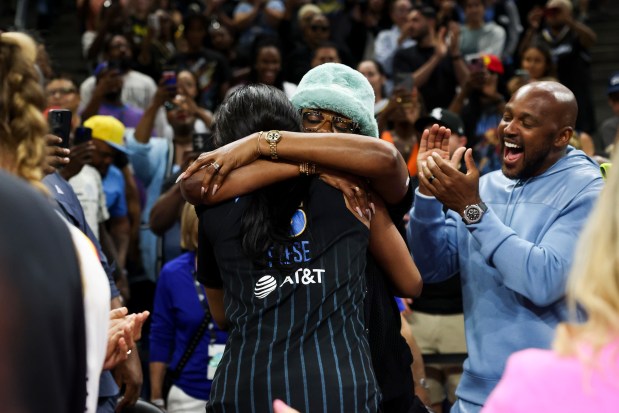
254,275,278,299
253,268,325,299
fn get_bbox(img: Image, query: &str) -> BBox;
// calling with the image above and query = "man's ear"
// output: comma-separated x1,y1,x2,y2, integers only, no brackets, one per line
555,126,573,147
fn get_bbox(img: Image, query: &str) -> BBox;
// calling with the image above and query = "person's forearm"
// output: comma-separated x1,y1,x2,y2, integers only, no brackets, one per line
233,8,260,31
182,160,300,205
369,202,422,298
81,91,104,122
568,19,596,48
135,102,160,143
412,53,443,88
149,184,185,235
452,56,470,87
257,131,409,204
149,361,167,400
109,217,130,270
86,29,107,60
408,191,459,283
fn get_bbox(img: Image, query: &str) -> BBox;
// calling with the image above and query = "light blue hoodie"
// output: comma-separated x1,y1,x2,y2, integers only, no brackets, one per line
407,147,603,409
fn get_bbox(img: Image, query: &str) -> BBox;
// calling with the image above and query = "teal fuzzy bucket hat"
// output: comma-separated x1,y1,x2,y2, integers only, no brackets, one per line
291,63,379,138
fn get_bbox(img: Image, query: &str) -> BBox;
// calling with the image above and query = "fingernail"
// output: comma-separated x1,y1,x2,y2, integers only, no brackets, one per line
370,202,376,215
356,207,363,218
175,173,184,183
201,187,206,198
366,209,372,220
212,184,218,195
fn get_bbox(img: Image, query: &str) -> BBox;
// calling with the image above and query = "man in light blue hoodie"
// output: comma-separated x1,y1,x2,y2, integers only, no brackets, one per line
407,81,604,413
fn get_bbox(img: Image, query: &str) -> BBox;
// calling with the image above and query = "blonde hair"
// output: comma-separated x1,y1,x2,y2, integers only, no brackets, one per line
553,149,619,356
180,202,199,251
0,32,47,192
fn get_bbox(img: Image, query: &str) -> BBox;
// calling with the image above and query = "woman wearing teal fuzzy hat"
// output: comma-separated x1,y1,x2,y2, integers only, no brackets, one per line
180,63,427,412
290,63,380,138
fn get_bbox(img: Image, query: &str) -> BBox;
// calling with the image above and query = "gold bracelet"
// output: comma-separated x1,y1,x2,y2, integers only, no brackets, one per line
299,162,316,176
257,131,264,156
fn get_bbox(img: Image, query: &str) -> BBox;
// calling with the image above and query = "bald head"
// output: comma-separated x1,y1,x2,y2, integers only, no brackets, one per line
514,81,578,129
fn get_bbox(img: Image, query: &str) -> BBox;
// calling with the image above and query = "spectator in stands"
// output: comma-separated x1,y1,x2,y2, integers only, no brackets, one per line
280,3,322,57
458,0,506,59
136,9,178,81
2,31,151,413
485,0,522,64
0,30,89,413
284,13,352,84
345,0,392,65
149,203,229,412
598,71,619,155
83,0,131,61
310,41,341,68
232,0,285,50
167,12,231,112
208,22,248,84
357,59,389,115
228,37,297,98
483,144,619,413
408,81,603,412
80,34,168,136
507,41,556,95
84,115,131,275
125,0,156,55
374,0,415,76
393,6,469,112
128,81,202,281
378,87,425,179
521,0,597,133
82,62,144,129
46,74,82,130
449,54,505,173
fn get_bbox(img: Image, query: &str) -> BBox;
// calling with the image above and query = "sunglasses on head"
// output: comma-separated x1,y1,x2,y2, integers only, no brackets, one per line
301,110,360,134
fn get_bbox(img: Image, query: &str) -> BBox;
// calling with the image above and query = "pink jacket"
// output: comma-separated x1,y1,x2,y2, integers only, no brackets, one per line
483,339,619,413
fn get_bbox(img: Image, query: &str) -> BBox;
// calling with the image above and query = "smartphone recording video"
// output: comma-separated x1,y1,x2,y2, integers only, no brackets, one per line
74,126,93,146
394,72,414,93
192,132,213,153
48,109,72,149
468,57,485,73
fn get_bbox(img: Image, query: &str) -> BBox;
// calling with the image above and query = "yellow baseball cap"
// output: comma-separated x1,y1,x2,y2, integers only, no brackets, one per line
83,115,128,154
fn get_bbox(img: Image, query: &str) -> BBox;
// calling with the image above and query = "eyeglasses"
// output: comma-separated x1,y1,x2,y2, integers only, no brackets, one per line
301,110,359,134
47,87,76,97
310,25,329,33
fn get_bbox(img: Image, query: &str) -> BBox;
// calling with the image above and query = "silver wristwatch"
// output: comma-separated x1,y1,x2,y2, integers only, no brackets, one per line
462,202,487,225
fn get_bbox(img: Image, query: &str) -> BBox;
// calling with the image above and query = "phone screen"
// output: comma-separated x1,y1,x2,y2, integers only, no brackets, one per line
394,72,414,93
48,109,72,149
192,132,213,153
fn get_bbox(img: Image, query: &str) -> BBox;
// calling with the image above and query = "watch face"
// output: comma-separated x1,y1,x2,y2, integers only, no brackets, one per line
265,130,281,143
466,206,481,222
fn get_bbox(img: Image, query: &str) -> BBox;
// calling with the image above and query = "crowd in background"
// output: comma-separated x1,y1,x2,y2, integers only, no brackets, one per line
1,0,618,412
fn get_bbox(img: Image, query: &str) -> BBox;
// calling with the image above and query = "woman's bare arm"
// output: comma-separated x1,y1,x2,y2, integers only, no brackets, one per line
205,288,228,330
180,131,409,205
368,198,422,298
